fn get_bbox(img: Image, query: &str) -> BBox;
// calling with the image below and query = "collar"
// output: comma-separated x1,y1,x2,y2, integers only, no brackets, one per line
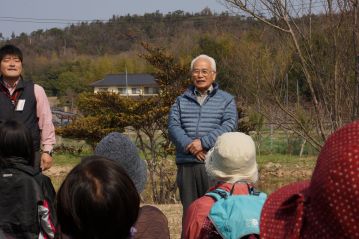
194,84,214,96
3,79,19,89
208,182,253,195
185,83,219,100
0,76,24,90
0,156,35,175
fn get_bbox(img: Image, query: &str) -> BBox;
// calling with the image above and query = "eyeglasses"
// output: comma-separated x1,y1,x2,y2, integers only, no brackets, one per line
191,69,214,76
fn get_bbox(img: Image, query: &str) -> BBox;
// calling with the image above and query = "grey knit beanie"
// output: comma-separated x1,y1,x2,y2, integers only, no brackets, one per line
94,132,147,193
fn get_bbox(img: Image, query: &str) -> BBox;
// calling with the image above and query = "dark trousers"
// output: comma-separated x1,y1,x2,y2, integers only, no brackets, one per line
34,151,41,173
177,163,210,222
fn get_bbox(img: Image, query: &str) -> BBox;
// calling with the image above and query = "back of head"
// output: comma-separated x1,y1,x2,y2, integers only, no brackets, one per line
205,132,258,184
304,120,359,236
0,44,23,62
56,156,140,239
260,120,359,238
0,120,34,167
94,132,147,193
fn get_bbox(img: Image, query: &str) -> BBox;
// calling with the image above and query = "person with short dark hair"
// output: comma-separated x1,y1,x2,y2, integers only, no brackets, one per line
56,156,140,239
94,132,170,239
0,120,56,238
0,44,55,171
0,119,35,166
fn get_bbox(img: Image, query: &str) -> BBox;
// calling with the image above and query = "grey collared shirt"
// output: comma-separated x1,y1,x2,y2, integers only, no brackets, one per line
194,85,213,105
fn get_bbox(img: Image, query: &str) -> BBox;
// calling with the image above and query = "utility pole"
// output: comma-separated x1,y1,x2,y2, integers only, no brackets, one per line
285,73,288,108
125,65,129,98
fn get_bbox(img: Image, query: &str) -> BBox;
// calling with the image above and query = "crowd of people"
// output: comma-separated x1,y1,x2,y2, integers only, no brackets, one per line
1,44,359,239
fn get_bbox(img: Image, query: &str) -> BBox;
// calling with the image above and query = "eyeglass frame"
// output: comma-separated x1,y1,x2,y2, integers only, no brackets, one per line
191,68,216,77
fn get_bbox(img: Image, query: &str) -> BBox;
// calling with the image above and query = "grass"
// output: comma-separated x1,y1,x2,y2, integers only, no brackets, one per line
52,153,82,166
257,153,316,166
43,152,86,191
251,129,320,156
48,151,317,194
256,154,316,194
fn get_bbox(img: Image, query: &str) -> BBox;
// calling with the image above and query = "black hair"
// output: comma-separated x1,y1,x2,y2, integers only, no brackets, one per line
56,156,140,239
0,120,35,166
0,44,23,62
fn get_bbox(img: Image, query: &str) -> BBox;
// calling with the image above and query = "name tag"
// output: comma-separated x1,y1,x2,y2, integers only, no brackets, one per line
15,99,25,111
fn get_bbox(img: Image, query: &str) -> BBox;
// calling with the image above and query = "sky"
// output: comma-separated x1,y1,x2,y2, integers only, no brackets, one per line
0,0,228,39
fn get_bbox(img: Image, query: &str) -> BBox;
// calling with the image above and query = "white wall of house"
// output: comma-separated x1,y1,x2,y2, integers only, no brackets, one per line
94,86,159,96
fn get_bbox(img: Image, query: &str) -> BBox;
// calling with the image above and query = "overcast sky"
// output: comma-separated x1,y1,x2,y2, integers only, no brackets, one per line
0,0,228,38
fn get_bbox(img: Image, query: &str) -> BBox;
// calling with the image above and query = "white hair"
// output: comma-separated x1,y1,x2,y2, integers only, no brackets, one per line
190,54,216,72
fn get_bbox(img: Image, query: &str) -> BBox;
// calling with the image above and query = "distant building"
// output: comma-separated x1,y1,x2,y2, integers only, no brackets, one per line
90,73,159,96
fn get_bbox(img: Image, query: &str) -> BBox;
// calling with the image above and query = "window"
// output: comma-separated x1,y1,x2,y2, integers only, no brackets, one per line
131,88,141,94
144,87,159,94
97,88,108,92
152,87,159,94
118,87,127,95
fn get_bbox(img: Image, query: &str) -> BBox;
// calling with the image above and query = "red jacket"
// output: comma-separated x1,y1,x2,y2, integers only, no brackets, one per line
183,182,251,239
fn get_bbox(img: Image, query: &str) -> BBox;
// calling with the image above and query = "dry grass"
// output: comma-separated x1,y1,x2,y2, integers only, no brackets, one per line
153,204,182,239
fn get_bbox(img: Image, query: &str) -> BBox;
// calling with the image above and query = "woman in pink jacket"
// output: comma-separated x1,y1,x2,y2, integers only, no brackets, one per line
183,132,259,239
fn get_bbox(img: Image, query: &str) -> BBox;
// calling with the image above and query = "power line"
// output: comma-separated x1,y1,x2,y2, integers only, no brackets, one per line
0,1,331,25
0,16,107,22
0,19,73,24
0,1,350,29
0,16,107,24
226,0,346,16
0,15,244,26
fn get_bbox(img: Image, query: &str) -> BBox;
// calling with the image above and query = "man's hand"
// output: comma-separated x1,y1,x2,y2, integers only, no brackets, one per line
41,153,53,171
186,139,203,155
195,151,207,161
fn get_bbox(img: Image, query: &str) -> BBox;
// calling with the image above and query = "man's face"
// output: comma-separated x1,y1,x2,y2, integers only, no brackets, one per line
0,54,23,80
191,59,216,93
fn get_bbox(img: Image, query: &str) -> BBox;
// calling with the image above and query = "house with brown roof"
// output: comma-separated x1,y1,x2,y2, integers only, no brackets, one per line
90,73,159,96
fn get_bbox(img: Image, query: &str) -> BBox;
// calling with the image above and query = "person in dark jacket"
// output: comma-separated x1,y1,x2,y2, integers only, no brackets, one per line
0,120,56,239
168,54,238,222
0,44,55,171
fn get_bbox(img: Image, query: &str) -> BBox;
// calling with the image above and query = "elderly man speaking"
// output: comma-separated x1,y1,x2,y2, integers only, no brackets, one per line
168,54,238,222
